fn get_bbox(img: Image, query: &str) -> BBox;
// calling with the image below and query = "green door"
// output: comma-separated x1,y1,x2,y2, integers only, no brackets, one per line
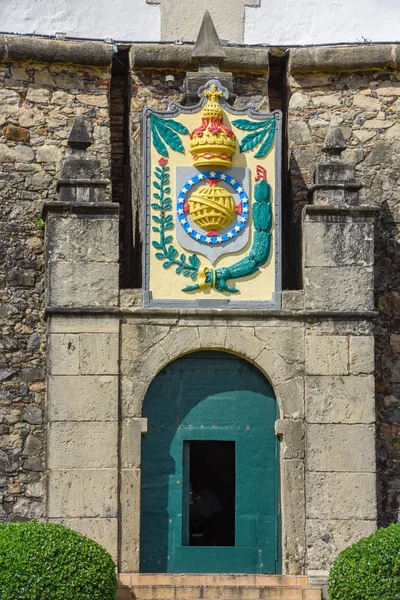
140,351,280,574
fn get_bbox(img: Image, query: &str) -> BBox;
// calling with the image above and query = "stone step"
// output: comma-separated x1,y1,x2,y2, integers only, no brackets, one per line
117,574,323,600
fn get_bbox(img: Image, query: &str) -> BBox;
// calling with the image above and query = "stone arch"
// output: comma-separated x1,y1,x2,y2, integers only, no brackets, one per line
124,323,303,421
120,321,306,575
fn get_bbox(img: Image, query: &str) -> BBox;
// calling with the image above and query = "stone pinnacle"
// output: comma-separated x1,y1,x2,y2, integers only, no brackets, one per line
68,114,92,150
192,10,226,60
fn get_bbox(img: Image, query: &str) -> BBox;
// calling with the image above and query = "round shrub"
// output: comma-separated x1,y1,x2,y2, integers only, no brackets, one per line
329,523,400,600
0,521,117,600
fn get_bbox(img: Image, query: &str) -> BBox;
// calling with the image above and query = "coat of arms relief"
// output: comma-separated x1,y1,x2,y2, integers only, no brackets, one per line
143,80,282,306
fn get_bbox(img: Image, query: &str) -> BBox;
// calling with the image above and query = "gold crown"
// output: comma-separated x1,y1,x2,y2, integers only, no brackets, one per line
189,84,236,168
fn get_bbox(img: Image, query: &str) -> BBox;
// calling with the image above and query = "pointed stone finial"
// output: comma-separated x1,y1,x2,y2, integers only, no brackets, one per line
192,11,226,62
323,125,347,162
184,11,233,103
312,124,360,206
68,114,91,150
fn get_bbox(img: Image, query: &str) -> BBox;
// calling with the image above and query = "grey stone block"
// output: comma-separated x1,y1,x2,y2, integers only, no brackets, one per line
120,469,140,572
306,519,376,571
304,266,374,312
305,335,348,376
282,459,306,574
306,375,375,424
80,333,119,375
275,419,305,459
306,472,377,519
48,334,80,375
256,326,305,369
350,336,374,374
121,376,147,419
47,217,118,263
49,315,119,334
48,469,118,518
121,419,142,469
47,518,118,563
48,422,118,468
304,222,374,267
48,375,118,421
307,424,376,472
48,262,119,307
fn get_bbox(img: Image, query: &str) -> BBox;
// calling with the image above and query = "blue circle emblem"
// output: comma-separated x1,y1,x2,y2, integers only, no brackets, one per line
177,171,249,245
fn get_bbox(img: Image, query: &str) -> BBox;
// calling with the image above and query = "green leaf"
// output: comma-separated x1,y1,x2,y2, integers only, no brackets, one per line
232,118,272,131
254,121,275,158
163,261,173,268
152,215,161,223
152,227,160,233
164,236,173,244
152,180,161,190
151,119,168,157
151,203,161,210
189,254,200,269
155,252,165,259
239,128,267,152
168,246,178,259
152,241,162,250
154,118,185,153
157,118,189,135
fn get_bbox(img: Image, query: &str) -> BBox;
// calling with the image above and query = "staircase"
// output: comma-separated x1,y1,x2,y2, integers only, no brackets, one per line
117,574,323,600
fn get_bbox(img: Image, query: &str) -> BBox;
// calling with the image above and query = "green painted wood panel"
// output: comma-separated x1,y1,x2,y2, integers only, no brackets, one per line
140,351,280,573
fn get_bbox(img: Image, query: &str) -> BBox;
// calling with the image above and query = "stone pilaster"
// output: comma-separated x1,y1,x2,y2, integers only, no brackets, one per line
43,116,120,563
303,126,377,580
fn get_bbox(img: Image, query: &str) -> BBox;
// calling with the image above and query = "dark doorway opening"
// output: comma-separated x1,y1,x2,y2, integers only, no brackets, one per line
185,441,235,547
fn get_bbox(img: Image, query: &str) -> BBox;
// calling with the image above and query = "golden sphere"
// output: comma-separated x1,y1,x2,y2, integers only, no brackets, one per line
189,184,236,232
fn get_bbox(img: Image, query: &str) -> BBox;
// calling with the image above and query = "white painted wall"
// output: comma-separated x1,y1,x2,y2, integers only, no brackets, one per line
245,0,400,45
1,0,399,45
1,0,160,42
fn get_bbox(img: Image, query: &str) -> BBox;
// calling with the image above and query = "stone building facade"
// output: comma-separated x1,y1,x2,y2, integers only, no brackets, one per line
0,24,399,600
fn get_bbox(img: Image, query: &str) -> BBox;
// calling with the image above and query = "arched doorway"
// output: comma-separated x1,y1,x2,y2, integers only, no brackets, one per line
140,351,280,574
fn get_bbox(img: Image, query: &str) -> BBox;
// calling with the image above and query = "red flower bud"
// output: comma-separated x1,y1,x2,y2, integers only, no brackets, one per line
158,157,168,166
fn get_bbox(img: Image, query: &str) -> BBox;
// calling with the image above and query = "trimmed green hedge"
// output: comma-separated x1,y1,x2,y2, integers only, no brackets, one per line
329,523,400,600
0,521,117,600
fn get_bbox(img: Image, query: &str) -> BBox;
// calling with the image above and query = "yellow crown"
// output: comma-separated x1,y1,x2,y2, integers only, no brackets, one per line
189,84,236,168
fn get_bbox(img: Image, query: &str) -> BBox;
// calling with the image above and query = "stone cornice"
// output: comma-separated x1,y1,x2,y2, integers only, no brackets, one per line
44,304,378,320
0,34,113,67
289,43,400,74
129,43,270,73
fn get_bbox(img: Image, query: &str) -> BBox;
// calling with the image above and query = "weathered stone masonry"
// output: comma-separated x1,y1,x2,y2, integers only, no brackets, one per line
0,36,113,523
0,36,400,585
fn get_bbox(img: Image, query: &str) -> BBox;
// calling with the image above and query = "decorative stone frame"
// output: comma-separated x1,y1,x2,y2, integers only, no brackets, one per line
119,317,306,574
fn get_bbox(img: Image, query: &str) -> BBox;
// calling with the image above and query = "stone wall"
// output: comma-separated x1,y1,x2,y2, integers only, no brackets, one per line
0,57,111,522
288,66,400,525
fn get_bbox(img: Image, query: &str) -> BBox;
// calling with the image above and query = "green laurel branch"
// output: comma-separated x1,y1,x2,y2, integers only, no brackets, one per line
232,118,275,158
151,162,200,281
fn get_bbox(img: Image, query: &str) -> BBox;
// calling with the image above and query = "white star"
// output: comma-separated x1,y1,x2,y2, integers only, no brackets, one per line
243,206,249,213
181,187,188,193
230,178,236,185
187,227,193,233
206,237,212,244
240,216,247,223
237,186,243,193
178,208,184,215
198,173,205,179
181,218,187,225
195,233,201,240
220,174,226,180
188,179,194,185
178,198,184,204
235,225,240,232
227,231,233,238
217,236,223,242
210,171,216,177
